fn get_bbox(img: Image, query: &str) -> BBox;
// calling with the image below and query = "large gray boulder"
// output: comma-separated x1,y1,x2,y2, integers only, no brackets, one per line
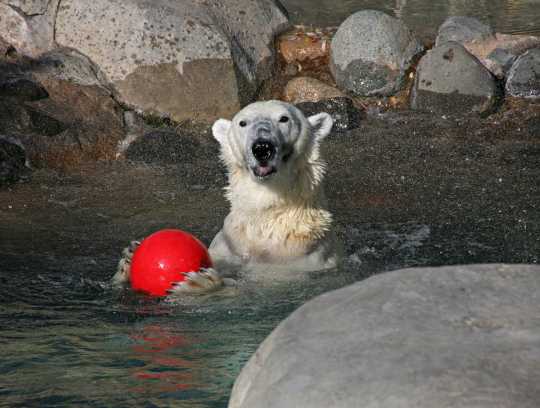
506,48,540,98
229,264,540,408
0,0,59,57
55,0,289,122
411,42,497,114
330,10,423,97
435,16,494,47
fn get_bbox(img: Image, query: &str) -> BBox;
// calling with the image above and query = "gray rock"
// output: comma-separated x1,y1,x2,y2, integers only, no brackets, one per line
0,0,59,57
436,16,494,47
411,42,498,115
486,48,517,77
2,0,50,15
204,0,290,85
0,136,29,186
55,0,289,122
330,10,423,97
229,264,540,408
505,48,540,98
0,35,13,55
32,48,109,88
295,97,363,133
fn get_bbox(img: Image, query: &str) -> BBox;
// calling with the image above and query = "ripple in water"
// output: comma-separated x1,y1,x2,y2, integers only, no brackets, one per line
282,0,540,37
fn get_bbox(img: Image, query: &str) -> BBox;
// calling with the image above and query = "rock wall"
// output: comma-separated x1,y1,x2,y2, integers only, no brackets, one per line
0,0,289,122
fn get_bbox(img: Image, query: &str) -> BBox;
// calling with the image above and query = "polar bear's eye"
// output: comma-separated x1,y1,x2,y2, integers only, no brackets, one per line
279,116,289,123
239,120,247,127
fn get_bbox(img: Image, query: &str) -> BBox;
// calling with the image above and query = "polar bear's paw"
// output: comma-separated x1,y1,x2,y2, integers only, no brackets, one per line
167,268,224,296
112,239,141,286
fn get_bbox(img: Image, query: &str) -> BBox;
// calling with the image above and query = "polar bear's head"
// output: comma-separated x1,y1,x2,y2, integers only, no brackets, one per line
212,100,333,183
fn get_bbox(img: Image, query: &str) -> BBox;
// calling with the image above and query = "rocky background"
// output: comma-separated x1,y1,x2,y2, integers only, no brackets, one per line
1,2,539,187
0,0,290,180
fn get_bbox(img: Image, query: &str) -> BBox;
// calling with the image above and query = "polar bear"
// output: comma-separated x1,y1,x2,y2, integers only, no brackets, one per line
114,100,339,295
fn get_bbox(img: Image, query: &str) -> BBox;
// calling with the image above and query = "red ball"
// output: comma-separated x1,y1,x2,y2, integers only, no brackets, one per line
130,229,212,296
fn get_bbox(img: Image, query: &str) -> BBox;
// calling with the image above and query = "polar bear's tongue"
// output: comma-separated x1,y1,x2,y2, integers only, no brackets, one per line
256,165,274,177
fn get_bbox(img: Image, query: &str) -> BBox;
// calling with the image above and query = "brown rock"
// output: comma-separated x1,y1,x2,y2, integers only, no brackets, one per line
29,77,122,129
278,27,335,65
283,76,344,104
24,83,124,168
26,49,125,166
0,49,125,169
0,101,122,170
36,127,124,169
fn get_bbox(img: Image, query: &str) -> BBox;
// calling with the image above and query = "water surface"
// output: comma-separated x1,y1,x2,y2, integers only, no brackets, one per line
282,0,540,37
1,108,539,406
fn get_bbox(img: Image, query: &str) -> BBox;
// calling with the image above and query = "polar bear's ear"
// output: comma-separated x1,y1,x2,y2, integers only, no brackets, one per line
212,118,232,145
308,112,333,141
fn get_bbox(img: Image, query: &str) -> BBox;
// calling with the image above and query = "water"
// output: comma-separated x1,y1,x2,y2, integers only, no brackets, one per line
0,174,364,408
0,265,338,407
0,162,366,407
1,83,539,407
282,0,540,37
0,218,436,407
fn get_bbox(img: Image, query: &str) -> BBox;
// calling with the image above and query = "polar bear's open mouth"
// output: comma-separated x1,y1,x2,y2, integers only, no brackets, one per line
253,164,276,179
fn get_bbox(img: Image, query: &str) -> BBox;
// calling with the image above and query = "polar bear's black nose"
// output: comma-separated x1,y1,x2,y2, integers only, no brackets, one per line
252,139,276,164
